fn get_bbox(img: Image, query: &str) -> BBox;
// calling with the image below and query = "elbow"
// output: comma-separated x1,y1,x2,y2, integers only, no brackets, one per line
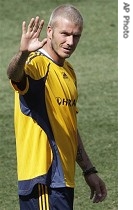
7,68,12,80
7,66,12,80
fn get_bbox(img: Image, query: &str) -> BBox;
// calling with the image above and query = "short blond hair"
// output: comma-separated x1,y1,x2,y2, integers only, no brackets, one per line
48,4,83,28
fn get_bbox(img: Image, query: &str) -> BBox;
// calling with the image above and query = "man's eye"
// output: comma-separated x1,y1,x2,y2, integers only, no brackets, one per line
74,35,81,39
61,33,68,36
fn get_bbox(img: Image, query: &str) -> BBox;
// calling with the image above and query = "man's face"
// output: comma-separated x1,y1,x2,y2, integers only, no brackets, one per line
47,18,82,60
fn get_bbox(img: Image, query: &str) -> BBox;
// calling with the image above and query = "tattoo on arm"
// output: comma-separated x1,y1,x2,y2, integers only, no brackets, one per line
76,147,84,162
7,51,29,82
76,145,93,171
76,131,94,171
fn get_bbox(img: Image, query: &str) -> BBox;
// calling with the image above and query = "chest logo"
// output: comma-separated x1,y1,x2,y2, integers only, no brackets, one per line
62,72,68,79
56,97,76,106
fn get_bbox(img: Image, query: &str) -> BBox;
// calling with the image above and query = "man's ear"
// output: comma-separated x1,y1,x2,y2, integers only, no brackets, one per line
47,26,52,39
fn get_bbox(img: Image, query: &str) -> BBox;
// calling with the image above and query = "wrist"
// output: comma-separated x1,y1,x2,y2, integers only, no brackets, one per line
19,49,30,56
82,167,98,177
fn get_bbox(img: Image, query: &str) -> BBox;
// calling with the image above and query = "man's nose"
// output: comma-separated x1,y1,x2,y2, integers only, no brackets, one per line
67,35,74,46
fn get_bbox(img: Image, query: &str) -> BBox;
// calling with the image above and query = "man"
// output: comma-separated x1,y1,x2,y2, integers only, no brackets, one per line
7,4,107,210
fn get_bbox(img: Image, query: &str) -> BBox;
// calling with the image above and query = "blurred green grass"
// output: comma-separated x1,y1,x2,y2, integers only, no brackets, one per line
0,0,117,209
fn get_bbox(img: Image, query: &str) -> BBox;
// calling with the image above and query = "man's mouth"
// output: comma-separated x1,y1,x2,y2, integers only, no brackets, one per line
63,47,72,53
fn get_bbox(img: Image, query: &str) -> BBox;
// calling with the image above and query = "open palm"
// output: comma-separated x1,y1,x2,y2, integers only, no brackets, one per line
20,16,47,52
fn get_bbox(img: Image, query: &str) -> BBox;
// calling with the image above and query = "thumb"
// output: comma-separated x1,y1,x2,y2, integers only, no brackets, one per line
90,188,95,199
40,38,47,47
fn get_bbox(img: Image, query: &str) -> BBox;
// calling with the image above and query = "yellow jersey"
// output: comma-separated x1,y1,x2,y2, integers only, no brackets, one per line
11,50,78,195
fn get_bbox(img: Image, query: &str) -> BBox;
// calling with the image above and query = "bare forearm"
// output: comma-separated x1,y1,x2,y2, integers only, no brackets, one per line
7,16,47,82
76,130,94,171
7,51,29,82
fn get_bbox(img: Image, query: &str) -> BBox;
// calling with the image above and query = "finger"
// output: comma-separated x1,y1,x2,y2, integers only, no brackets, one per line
99,194,107,202
35,19,44,37
22,21,26,34
28,18,35,32
40,38,47,47
91,183,102,203
99,188,107,202
93,185,107,203
93,194,102,203
99,182,107,201
90,189,95,200
32,16,40,32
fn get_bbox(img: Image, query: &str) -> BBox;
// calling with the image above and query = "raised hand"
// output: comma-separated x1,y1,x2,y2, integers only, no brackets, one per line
20,16,47,52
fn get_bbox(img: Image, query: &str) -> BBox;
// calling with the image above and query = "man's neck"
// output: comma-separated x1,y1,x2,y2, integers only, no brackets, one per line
42,44,65,66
